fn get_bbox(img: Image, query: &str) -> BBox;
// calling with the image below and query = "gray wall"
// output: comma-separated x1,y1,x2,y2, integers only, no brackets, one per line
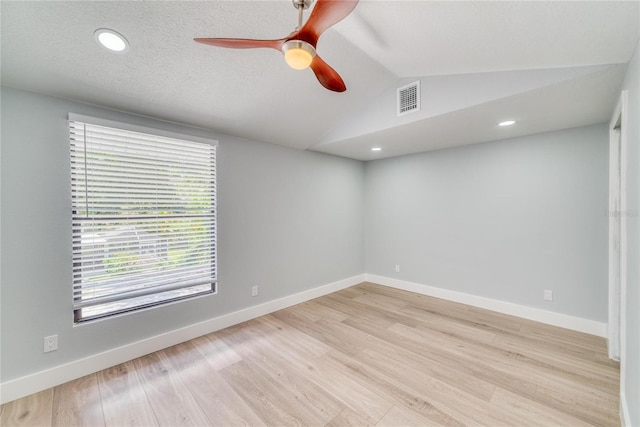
620,39,639,427
0,87,364,382
365,125,609,321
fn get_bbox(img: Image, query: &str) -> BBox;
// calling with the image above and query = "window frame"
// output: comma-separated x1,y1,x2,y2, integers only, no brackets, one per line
69,113,218,323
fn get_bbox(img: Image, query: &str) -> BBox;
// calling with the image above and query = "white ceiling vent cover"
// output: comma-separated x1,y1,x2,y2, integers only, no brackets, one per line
397,80,420,116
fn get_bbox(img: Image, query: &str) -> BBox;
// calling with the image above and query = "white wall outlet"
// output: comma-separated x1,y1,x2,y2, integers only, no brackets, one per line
395,264,400,273
543,290,553,301
44,335,58,353
252,285,259,297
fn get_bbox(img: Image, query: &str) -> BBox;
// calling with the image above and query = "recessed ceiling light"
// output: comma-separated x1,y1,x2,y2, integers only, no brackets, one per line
371,147,382,152
94,28,129,53
498,120,516,127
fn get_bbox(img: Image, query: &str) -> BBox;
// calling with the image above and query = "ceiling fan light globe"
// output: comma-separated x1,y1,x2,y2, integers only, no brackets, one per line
283,40,316,70
285,49,314,70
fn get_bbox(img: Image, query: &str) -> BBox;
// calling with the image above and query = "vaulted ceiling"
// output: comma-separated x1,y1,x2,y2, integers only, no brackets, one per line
2,1,638,160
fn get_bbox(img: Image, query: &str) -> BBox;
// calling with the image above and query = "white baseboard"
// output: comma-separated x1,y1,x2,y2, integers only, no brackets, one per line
0,274,364,405
365,274,607,337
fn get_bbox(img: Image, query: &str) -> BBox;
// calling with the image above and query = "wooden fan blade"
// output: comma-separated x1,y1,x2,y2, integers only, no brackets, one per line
309,55,346,92
194,37,285,51
298,0,359,46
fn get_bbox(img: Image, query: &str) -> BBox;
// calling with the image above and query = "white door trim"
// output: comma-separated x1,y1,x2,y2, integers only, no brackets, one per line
608,123,621,360
607,90,628,423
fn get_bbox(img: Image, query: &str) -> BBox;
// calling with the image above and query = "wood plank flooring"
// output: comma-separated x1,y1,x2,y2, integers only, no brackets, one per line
1,282,620,426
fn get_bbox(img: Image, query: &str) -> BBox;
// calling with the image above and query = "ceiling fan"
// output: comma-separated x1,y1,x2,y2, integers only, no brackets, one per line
195,0,359,92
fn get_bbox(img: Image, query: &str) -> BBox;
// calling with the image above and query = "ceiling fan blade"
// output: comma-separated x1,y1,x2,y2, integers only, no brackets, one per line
309,55,346,92
194,37,285,51
298,0,359,46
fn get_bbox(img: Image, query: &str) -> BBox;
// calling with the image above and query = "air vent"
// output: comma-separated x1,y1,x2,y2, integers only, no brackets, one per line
397,80,420,116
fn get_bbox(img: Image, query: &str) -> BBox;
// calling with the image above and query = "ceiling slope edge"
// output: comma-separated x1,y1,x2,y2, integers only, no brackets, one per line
313,64,617,148
311,64,627,161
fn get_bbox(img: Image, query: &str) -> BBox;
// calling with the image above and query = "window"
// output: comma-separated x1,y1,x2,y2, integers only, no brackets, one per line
69,114,216,322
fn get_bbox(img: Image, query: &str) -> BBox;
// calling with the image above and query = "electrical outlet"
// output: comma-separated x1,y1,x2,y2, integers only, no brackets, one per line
543,290,553,301
252,285,259,297
44,335,58,353
395,264,400,273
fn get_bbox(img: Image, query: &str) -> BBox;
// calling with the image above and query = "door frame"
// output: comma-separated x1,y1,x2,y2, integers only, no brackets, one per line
607,90,628,370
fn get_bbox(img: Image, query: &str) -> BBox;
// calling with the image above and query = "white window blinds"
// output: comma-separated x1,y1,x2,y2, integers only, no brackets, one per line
69,114,217,322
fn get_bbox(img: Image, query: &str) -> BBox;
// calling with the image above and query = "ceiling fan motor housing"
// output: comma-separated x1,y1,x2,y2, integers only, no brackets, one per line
293,0,313,10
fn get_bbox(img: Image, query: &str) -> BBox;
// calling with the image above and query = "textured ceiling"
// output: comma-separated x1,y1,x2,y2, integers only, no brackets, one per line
1,1,638,160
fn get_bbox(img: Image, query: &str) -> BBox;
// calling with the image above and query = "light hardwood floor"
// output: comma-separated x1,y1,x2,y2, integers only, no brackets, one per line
1,282,620,426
